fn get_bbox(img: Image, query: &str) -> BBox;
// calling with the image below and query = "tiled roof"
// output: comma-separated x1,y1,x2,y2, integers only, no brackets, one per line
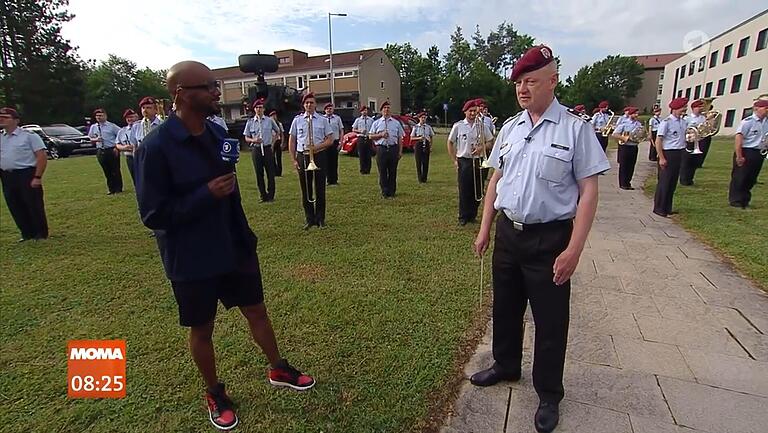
634,53,685,69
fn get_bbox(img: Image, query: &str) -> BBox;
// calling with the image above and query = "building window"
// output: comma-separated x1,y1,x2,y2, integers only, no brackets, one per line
724,109,736,127
709,50,718,68
334,71,356,78
685,88,691,99
731,74,742,93
657,84,663,95
758,28,768,51
309,73,328,81
748,69,761,90
688,61,695,76
716,78,726,96
380,81,385,89
723,44,733,63
677,90,683,97
297,76,304,89
380,57,384,65
698,57,705,72
679,65,686,78
705,82,713,97
694,85,701,99
659,71,665,80
742,108,753,119
738,36,750,58
278,57,290,64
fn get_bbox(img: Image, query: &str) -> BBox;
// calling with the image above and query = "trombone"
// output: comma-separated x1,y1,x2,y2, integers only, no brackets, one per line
304,114,320,204
473,117,491,202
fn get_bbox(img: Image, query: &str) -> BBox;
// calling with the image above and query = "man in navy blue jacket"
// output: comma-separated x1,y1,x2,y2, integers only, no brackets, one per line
135,61,314,431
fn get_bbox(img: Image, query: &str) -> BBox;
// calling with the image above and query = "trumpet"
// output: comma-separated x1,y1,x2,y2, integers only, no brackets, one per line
473,118,491,202
304,114,320,204
600,109,616,137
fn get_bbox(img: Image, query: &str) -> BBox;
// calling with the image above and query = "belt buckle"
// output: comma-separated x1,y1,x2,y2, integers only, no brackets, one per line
513,221,524,231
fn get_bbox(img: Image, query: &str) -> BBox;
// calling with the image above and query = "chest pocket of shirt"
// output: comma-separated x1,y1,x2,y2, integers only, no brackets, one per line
538,146,573,183
312,121,326,140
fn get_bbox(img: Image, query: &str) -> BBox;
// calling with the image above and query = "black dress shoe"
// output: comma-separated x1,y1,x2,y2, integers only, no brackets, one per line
534,401,559,433
469,363,521,387
302,223,312,230
652,210,669,218
317,221,326,229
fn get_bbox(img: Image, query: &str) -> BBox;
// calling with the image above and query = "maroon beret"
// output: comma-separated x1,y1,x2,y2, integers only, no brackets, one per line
598,101,609,109
653,106,662,113
252,98,266,108
417,111,427,117
574,104,585,113
669,97,688,110
754,99,768,108
139,96,156,107
381,101,391,108
626,107,639,115
690,99,704,109
323,103,333,110
122,109,137,119
475,98,487,107
0,107,20,118
268,110,277,116
462,99,480,112
510,45,555,82
93,108,106,115
302,93,315,103
359,105,369,112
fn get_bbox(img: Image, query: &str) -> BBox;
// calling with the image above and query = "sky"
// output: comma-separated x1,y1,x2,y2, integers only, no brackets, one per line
61,1,767,80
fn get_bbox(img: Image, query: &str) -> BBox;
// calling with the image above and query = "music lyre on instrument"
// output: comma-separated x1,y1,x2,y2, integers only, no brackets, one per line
474,115,490,202
304,113,320,204
256,116,264,156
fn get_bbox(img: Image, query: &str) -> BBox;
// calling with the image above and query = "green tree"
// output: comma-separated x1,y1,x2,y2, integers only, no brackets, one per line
484,21,534,75
563,56,644,112
443,27,475,79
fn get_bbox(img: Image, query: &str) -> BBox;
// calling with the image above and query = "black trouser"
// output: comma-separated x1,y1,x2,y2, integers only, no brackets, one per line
0,167,49,240
327,139,340,185
125,155,136,186
97,148,123,193
680,137,711,185
649,131,658,161
457,157,486,222
358,136,372,174
274,139,283,176
596,133,608,153
617,145,638,188
729,148,764,208
492,215,572,404
376,146,399,197
297,151,327,224
697,137,712,168
653,149,683,216
414,140,430,183
251,145,276,201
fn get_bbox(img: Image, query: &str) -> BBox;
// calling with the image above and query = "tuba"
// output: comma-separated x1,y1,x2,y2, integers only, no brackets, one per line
600,110,617,137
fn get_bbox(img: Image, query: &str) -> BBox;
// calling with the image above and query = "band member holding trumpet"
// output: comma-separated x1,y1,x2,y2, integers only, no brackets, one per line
116,109,139,185
478,99,496,136
244,99,280,202
370,101,405,198
289,93,334,229
448,98,493,226
411,111,434,183
269,110,285,176
729,98,768,209
89,108,123,195
679,99,707,186
653,97,688,217
591,101,611,153
471,45,608,433
648,107,662,161
352,106,375,174
323,103,344,186
612,106,642,190
130,97,164,152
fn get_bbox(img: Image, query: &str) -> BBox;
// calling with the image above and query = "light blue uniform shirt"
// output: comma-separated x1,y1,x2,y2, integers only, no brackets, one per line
88,121,121,149
352,115,374,135
649,115,661,132
736,114,768,149
657,114,687,150
208,115,228,131
410,124,434,142
482,114,496,136
449,119,493,158
489,98,610,224
289,112,334,152
324,114,344,141
0,128,46,171
591,111,610,131
116,124,134,156
129,116,163,148
243,116,280,146
371,116,405,147
614,119,643,146
616,114,629,129
685,113,706,129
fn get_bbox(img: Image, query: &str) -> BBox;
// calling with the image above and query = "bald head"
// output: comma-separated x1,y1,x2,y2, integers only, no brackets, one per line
167,61,211,96
167,60,221,118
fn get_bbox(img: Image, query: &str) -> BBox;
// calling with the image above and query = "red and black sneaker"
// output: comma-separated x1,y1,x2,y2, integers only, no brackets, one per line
268,359,315,391
205,382,238,431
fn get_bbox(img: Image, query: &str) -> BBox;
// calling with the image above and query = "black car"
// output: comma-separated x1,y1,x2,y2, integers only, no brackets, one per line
22,124,96,158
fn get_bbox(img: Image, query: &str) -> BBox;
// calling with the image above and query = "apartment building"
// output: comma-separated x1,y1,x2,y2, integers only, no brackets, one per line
629,53,684,113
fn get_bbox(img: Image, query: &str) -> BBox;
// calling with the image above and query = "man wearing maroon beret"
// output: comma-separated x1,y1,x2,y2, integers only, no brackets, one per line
116,108,139,185
471,45,609,433
729,98,768,208
0,107,49,242
653,97,688,217
370,101,405,198
679,99,708,186
591,100,612,152
269,110,285,176
88,108,124,194
411,111,434,183
323,103,344,185
612,106,642,189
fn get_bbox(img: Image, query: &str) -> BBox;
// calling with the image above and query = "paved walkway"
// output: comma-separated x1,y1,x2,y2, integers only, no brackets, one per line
441,145,768,433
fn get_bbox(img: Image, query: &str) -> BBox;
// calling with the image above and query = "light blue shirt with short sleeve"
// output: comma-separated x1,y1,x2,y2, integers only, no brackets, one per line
0,128,46,171
289,112,333,152
488,98,610,224
591,111,610,131
325,114,344,141
649,115,661,131
736,114,768,149
352,115,374,136
129,116,163,148
410,124,434,141
243,115,280,147
88,121,121,149
371,116,404,147
656,114,687,150
613,119,643,146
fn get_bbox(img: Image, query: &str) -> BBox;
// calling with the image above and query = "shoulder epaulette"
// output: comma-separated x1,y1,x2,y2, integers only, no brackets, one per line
566,108,591,122
503,112,523,126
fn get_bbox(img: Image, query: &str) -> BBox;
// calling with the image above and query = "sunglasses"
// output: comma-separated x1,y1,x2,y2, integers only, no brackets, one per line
179,81,221,92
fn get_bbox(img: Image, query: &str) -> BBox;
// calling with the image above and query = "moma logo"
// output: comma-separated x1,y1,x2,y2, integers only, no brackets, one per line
69,347,124,360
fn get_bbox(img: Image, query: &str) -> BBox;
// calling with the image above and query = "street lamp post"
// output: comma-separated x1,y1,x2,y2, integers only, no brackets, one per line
328,12,347,107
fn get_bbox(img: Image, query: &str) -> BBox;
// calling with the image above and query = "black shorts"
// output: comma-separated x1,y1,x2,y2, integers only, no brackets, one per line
171,255,265,327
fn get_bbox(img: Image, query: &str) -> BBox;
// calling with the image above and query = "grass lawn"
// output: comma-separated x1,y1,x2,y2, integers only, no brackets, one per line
643,137,767,291
0,135,491,433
